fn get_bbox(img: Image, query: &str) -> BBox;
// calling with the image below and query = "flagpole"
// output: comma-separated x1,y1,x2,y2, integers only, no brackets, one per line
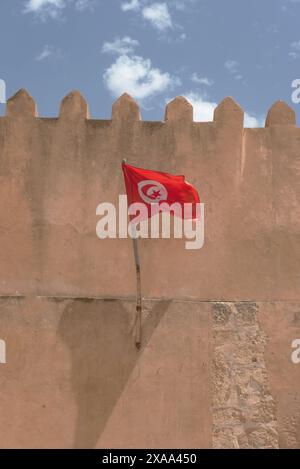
122,159,142,349
132,234,142,349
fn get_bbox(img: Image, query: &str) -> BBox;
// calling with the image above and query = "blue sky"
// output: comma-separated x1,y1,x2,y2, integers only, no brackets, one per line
0,0,300,125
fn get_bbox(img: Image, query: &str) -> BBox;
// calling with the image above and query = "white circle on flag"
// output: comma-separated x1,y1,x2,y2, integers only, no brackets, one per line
138,180,168,204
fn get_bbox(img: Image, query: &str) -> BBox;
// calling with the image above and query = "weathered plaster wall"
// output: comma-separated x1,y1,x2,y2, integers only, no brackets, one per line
0,297,212,449
0,89,299,448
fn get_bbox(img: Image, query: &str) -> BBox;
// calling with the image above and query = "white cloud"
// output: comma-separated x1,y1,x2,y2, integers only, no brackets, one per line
289,40,300,59
225,60,239,73
102,37,139,55
121,2,181,36
183,92,264,127
121,0,140,11
24,0,64,10
36,44,53,60
291,40,300,50
224,60,243,80
103,54,180,101
142,3,173,31
244,113,264,128
24,0,66,18
184,92,217,122
75,0,95,11
173,0,195,10
24,0,95,17
191,73,214,86
35,44,62,60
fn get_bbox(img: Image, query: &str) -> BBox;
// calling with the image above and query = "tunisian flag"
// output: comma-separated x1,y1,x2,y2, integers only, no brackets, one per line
122,162,200,220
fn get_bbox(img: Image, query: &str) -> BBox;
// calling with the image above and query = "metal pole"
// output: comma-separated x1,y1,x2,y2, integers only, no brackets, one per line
122,159,142,349
132,236,142,349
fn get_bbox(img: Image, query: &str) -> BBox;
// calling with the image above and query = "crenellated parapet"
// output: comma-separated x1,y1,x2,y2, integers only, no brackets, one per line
265,100,296,127
59,90,90,121
112,93,141,122
5,88,38,118
2,88,297,127
165,96,193,122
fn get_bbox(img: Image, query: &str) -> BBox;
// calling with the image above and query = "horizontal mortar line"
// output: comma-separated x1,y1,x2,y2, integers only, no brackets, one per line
0,294,298,304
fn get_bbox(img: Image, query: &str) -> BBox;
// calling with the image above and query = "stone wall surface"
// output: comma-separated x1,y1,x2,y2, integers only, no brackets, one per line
212,302,278,449
0,90,299,448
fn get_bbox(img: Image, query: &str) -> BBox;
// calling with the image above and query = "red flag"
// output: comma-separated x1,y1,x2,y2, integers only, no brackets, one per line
122,162,200,220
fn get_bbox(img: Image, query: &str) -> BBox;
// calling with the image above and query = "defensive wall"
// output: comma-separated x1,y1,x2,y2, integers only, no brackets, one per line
0,89,299,448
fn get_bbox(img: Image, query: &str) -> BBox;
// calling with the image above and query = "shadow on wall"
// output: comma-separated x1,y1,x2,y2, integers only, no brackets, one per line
58,298,171,449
